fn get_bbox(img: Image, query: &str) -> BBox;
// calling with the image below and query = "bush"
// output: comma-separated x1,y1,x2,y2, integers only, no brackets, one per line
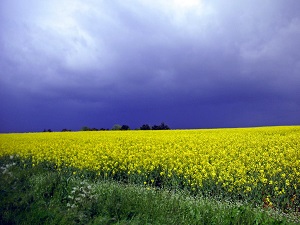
121,125,130,130
112,124,122,130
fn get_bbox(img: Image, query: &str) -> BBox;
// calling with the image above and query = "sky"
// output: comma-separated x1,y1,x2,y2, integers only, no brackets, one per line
0,0,300,132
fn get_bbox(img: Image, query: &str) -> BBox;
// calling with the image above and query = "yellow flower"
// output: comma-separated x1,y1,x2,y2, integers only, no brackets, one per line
0,126,299,204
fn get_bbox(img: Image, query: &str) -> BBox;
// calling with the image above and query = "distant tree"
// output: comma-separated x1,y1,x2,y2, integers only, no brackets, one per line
99,128,108,131
152,122,170,130
140,124,151,130
121,125,130,130
62,129,71,132
91,128,98,131
159,122,170,130
111,124,122,130
43,129,52,132
151,125,160,130
81,126,91,131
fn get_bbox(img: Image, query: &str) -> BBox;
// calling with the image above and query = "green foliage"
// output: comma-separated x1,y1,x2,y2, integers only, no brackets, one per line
140,124,151,130
81,126,91,131
121,125,130,130
1,156,299,225
111,124,122,130
152,122,170,130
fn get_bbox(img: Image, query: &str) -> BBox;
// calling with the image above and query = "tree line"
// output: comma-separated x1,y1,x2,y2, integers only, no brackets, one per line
43,122,170,132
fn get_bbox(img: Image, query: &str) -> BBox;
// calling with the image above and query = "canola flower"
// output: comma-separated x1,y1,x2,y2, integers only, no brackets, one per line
0,126,299,210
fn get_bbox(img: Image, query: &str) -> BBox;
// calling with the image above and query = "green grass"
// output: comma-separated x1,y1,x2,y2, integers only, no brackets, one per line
0,156,299,225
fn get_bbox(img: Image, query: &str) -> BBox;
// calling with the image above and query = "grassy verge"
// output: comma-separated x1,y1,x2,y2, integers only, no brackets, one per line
0,156,299,225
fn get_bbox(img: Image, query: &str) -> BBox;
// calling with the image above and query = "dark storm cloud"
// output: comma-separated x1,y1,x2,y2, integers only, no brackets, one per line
0,0,299,132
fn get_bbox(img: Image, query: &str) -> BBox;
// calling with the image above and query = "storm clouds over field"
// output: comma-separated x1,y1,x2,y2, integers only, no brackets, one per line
0,0,300,132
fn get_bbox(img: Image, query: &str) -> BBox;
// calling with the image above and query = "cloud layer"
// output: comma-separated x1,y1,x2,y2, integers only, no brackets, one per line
1,0,300,132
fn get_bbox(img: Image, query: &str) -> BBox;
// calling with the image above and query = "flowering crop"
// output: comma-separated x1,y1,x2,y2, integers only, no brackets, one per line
0,126,299,210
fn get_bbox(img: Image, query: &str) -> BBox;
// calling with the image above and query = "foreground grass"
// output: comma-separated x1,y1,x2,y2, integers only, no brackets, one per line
1,156,298,225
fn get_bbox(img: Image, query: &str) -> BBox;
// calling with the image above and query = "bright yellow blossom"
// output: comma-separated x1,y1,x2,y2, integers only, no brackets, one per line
0,126,299,207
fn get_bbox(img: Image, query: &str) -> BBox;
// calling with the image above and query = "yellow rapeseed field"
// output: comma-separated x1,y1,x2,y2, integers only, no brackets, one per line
0,126,299,209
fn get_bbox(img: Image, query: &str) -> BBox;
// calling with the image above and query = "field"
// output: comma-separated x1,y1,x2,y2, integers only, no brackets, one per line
0,126,300,224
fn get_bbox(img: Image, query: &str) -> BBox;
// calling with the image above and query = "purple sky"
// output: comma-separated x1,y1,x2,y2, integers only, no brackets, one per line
0,0,300,132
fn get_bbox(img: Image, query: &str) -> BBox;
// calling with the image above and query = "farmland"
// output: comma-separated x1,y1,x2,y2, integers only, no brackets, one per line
0,126,299,224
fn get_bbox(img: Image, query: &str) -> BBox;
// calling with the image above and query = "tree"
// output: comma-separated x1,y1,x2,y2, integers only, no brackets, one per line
111,124,122,130
43,129,52,132
152,122,170,130
159,122,170,130
81,126,91,131
140,124,151,130
62,129,71,132
152,125,160,130
121,125,130,130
